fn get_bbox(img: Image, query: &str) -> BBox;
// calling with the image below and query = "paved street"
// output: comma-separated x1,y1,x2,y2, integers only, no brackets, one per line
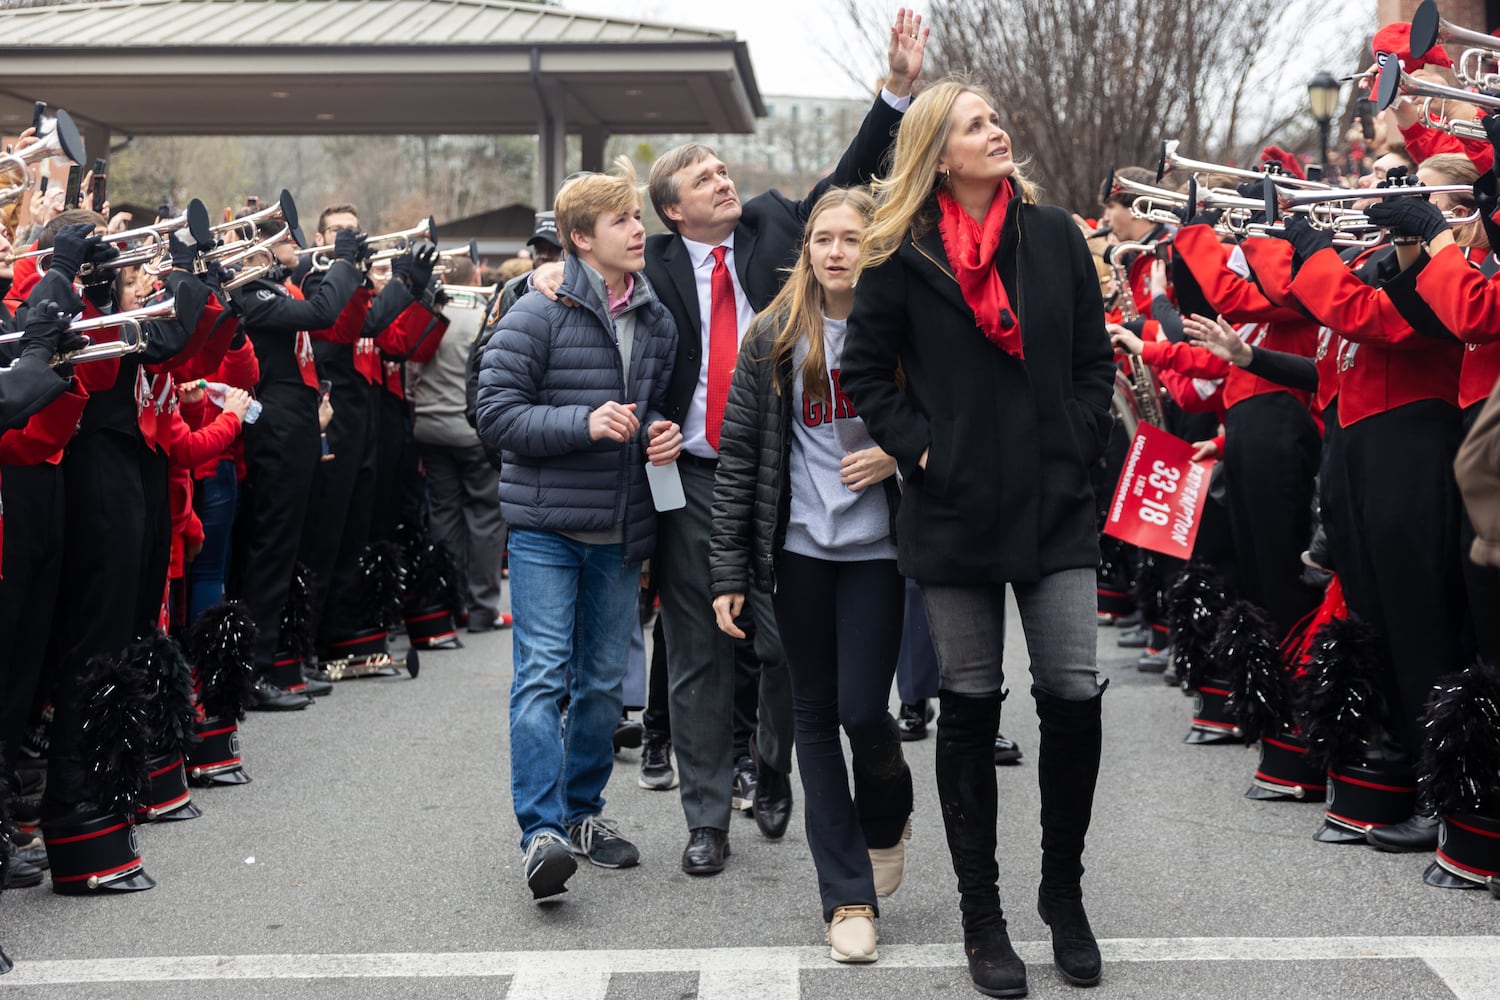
2,599,1497,999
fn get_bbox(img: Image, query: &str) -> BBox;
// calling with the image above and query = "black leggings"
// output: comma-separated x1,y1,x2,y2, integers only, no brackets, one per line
772,551,911,922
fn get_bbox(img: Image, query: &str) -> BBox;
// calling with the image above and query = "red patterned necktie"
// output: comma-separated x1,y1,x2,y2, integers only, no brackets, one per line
705,245,737,451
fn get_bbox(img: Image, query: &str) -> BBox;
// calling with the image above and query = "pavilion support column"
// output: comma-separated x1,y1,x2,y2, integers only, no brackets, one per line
580,126,607,174
536,110,566,209
531,47,568,209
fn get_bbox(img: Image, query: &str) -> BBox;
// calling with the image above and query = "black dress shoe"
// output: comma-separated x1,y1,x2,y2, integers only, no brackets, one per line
897,700,934,741
753,751,793,840
1116,625,1149,649
993,733,1023,766
1366,814,1440,853
246,677,313,711
681,827,730,875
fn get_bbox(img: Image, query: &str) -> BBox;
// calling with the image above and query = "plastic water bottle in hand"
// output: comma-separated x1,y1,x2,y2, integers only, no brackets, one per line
204,381,262,424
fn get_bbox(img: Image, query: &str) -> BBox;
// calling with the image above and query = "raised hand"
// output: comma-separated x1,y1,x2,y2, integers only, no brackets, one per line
885,7,929,98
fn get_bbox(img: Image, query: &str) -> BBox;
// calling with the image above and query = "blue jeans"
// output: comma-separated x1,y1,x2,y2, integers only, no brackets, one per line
188,460,239,624
507,527,639,849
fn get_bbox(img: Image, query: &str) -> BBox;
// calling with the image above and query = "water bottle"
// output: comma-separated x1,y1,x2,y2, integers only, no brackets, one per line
203,381,262,424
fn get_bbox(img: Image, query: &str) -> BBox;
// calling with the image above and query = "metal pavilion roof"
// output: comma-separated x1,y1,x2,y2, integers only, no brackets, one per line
0,0,735,47
0,0,766,138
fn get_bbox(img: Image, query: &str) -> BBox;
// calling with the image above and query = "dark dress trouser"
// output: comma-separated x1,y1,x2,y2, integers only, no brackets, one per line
657,460,792,831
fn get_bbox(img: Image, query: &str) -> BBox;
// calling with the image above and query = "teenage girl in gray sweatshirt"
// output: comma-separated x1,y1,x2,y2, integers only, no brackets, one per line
707,188,911,965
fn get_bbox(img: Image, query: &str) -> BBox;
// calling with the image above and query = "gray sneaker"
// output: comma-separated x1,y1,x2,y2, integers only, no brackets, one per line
638,736,679,790
568,815,640,869
523,830,577,899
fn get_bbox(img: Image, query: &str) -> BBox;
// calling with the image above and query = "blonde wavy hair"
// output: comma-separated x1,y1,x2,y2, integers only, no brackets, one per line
759,187,876,403
861,78,1038,272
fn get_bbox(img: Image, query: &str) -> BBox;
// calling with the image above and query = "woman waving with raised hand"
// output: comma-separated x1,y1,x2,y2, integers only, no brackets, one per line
841,79,1116,998
709,187,913,966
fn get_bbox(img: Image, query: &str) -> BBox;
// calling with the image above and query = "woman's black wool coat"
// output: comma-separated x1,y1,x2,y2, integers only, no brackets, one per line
840,194,1116,585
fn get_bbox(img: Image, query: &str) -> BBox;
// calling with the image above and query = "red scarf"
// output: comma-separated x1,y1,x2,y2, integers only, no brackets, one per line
936,181,1023,358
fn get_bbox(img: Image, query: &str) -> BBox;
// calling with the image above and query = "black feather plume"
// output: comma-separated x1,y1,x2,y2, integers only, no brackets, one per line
1166,562,1230,691
189,601,258,721
1419,660,1500,816
1215,601,1289,744
359,539,406,629
133,631,199,753
79,652,154,814
1298,615,1388,768
399,521,463,615
278,563,317,663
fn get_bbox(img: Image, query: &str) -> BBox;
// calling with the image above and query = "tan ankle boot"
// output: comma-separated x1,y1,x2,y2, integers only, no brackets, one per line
868,815,912,897
826,904,878,963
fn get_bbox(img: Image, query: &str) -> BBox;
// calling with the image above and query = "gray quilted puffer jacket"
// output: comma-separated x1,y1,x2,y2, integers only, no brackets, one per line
475,255,677,564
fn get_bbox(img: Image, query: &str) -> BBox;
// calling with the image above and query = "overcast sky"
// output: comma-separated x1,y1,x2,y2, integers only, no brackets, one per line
581,0,886,99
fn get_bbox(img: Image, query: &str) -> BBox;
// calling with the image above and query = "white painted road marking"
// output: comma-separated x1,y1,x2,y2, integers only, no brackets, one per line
2,937,1496,989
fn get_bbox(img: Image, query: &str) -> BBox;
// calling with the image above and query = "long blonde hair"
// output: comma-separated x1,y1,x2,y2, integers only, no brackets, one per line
761,187,876,403
1419,153,1484,250
861,78,1038,272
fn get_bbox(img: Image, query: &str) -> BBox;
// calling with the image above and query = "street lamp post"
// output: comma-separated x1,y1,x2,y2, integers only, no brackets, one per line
1308,71,1342,177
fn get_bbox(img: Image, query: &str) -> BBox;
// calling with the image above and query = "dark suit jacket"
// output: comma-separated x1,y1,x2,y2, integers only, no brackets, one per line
646,95,904,424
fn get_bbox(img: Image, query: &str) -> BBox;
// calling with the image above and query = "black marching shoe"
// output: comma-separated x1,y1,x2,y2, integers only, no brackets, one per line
752,745,793,840
994,733,1024,766
681,827,730,875
1135,650,1170,673
1115,625,1149,649
4,850,44,889
1365,814,1440,853
246,676,313,711
302,666,334,698
898,700,935,741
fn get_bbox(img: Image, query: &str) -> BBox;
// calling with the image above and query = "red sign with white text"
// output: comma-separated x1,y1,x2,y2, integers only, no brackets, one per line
1103,424,1216,559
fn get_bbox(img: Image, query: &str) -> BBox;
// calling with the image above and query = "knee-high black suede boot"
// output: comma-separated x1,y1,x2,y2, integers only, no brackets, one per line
937,690,1027,998
1034,683,1106,988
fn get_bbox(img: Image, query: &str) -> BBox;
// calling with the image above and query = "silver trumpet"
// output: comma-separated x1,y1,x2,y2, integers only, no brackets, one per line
0,298,176,366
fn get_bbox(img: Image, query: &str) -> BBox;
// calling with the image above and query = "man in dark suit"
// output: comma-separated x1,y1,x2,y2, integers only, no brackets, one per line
641,12,927,876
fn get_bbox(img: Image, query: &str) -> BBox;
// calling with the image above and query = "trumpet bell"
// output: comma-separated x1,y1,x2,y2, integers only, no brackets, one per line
50,109,87,166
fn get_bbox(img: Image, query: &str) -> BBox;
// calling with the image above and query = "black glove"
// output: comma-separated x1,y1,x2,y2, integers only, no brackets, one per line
47,223,96,282
1185,208,1224,228
1364,197,1450,242
390,251,414,287
1275,215,1334,261
1235,179,1266,200
84,238,121,274
201,260,229,292
332,227,363,263
19,298,74,358
409,241,437,292
169,229,198,272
